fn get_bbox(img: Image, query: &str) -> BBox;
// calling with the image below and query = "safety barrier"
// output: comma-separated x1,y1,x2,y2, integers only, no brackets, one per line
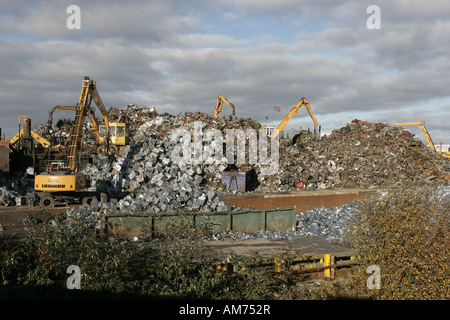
216,252,357,279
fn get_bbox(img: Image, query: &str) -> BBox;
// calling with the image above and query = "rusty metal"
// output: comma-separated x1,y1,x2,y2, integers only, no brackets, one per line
222,171,247,191
0,206,65,227
0,202,86,228
215,251,357,281
101,207,296,238
0,135,10,172
222,188,381,213
221,167,257,192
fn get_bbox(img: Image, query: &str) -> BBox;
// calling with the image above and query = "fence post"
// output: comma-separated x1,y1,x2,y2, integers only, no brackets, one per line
324,254,335,279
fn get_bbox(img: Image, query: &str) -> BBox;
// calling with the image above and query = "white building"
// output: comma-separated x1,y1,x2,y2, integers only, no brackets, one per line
435,144,450,153
320,130,333,138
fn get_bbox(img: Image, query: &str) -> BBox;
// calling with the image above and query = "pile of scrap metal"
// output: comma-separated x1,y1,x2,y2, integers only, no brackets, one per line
261,119,450,192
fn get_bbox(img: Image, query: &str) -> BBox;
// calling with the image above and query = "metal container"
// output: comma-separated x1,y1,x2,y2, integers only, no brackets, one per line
101,207,296,238
221,167,257,192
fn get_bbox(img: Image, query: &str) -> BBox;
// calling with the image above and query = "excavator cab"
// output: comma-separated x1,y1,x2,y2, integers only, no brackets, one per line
99,122,129,147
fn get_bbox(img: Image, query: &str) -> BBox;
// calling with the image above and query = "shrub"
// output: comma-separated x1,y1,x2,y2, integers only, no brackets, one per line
0,212,295,299
346,185,450,299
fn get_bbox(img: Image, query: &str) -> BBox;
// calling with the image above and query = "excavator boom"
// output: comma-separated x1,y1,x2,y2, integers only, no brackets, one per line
50,77,110,171
46,79,128,157
90,85,110,129
270,97,318,139
392,122,436,152
67,78,91,171
48,105,102,142
214,95,235,117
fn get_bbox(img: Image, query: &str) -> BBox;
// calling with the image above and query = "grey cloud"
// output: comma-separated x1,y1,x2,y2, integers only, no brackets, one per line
0,0,200,43
0,0,448,145
365,107,450,144
0,37,445,134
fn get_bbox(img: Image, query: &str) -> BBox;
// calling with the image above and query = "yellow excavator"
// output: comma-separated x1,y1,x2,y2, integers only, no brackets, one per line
31,77,111,208
270,97,319,140
392,121,450,159
214,95,235,117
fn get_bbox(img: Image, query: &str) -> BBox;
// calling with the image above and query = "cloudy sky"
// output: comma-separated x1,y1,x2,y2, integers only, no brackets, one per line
1,0,449,145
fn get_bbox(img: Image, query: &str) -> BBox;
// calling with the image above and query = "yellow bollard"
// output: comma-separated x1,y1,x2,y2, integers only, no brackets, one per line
323,254,335,279
274,258,282,273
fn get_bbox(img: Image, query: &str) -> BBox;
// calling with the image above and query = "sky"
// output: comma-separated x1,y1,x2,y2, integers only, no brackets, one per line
0,0,449,145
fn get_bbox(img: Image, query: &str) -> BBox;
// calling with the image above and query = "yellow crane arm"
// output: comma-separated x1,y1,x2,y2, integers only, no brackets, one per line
214,95,235,117
47,105,77,128
9,131,21,146
9,129,52,148
90,84,110,130
30,130,51,148
270,97,318,139
66,77,99,170
47,105,101,141
392,122,436,152
48,81,110,131
67,77,112,170
49,105,77,115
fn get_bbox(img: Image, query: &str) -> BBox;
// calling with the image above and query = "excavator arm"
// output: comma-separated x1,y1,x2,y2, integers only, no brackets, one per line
67,77,111,170
392,122,436,152
44,77,111,171
47,105,103,142
90,84,110,130
48,105,78,123
214,95,235,117
270,97,318,139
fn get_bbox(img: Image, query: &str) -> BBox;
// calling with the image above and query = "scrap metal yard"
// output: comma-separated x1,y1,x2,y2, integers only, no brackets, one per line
0,77,449,301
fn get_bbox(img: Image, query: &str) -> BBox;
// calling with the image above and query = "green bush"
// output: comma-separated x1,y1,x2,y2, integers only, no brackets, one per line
1,213,145,297
0,212,295,299
346,185,450,300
